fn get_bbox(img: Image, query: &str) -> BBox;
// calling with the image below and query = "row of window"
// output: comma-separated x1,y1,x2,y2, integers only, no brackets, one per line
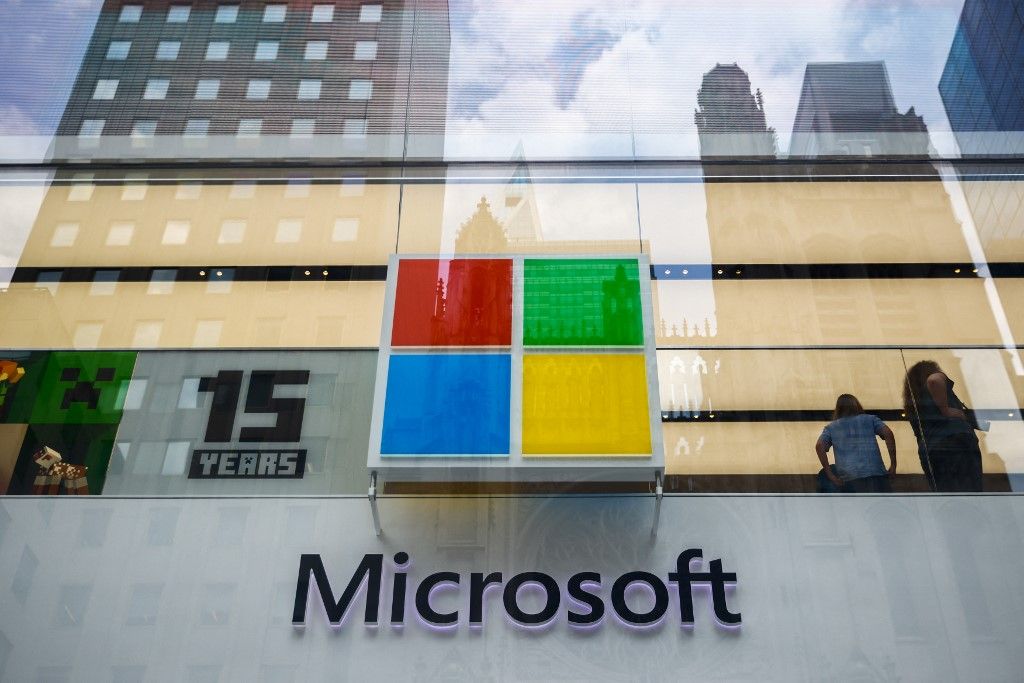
117,3,382,25
89,77,373,101
49,216,361,249
106,38,378,62
59,177,367,202
79,117,369,138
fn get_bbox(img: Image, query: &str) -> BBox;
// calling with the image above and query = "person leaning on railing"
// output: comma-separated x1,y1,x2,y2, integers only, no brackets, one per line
902,360,985,492
815,394,897,493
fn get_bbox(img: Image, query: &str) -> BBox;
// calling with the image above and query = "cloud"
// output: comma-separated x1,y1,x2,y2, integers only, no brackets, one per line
445,0,965,156
0,105,41,136
0,0,101,135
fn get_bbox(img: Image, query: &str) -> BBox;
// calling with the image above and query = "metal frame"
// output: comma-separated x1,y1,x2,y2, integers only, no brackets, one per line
367,254,665,484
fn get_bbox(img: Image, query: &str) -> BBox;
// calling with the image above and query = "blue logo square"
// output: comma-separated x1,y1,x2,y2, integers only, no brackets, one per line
381,354,511,456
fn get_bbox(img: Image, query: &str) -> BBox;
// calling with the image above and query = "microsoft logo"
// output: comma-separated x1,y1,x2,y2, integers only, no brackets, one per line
368,255,662,474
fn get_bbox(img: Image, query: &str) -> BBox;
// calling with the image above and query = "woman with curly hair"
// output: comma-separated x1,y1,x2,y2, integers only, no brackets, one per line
902,360,983,492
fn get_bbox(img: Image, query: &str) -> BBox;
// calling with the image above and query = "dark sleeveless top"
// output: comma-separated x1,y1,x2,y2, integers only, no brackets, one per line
914,375,976,443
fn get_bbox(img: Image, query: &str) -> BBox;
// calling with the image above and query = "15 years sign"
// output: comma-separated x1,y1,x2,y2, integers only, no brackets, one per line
104,350,377,494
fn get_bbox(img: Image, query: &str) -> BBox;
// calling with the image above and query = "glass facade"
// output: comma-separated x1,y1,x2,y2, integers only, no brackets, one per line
0,0,1022,496
1,3,1024,677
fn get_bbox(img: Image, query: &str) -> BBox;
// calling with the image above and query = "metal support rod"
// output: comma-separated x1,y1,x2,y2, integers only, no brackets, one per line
368,470,381,537
651,470,664,537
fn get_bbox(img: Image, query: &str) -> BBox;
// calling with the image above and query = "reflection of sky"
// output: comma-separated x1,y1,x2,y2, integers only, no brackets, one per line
448,0,966,150
0,0,100,135
0,0,966,152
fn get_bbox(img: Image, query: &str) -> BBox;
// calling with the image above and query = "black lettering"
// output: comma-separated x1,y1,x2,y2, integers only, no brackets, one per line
668,549,741,626
391,552,409,625
240,370,309,442
611,571,668,626
708,559,741,625
502,572,559,626
667,548,703,624
198,370,243,442
567,572,604,626
292,553,382,626
415,572,460,626
469,572,503,626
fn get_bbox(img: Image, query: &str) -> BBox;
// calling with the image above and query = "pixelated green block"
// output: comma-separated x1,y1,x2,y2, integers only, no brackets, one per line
29,351,137,424
523,258,644,346
0,351,50,423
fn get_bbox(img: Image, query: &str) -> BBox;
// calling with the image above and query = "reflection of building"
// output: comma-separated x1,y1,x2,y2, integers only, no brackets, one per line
790,61,930,158
503,143,543,242
694,63,777,158
454,197,508,253
939,0,1024,256
452,194,647,256
56,0,450,138
939,0,1024,156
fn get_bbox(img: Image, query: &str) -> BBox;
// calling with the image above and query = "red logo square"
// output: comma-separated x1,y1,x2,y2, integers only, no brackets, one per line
391,258,512,347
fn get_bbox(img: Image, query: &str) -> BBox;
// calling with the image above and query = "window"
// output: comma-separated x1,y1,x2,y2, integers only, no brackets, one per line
218,220,246,244
354,40,377,60
205,41,229,60
68,174,94,201
119,5,142,22
229,181,255,199
78,119,105,138
290,119,315,137
131,120,157,137
304,41,328,60
214,5,238,23
90,271,119,296
254,41,279,60
263,4,286,22
311,4,334,22
359,4,382,22
121,175,147,200
275,219,302,243
236,118,262,137
143,79,169,100
106,41,131,60
36,271,61,295
176,183,202,199
162,221,190,245
348,79,372,100
343,119,367,137
50,223,79,248
148,270,175,295
246,79,270,100
332,218,358,241
133,322,163,348
285,179,310,197
92,79,118,100
183,119,209,137
167,6,191,22
156,41,180,60
297,79,321,100
195,79,220,100
106,223,135,247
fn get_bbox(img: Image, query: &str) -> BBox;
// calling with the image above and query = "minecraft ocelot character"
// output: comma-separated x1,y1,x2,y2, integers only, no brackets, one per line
31,446,89,495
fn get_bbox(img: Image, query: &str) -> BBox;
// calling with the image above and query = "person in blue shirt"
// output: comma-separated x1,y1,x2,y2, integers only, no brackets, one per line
815,394,897,493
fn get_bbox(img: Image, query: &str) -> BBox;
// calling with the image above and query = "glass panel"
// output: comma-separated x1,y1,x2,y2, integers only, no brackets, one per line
391,258,512,347
523,258,644,346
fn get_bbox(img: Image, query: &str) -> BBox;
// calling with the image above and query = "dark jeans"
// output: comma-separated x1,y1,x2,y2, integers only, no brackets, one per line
920,432,983,492
843,475,892,493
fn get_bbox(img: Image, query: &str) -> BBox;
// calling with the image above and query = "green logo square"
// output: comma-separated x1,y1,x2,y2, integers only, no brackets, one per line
523,258,644,346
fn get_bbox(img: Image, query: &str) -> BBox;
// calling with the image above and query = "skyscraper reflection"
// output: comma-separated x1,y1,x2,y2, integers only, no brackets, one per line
790,61,930,158
695,63,777,159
